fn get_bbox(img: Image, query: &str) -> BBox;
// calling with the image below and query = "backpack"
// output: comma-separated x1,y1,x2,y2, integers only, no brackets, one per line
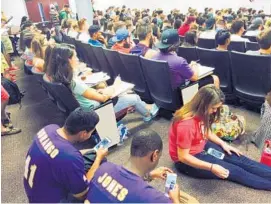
211,105,246,141
1,77,24,105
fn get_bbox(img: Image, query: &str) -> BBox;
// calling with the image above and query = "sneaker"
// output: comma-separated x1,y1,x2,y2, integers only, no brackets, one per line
143,104,160,122
1,127,21,136
2,119,13,128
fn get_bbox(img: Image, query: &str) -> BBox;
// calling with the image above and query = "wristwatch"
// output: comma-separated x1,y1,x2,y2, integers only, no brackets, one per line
143,173,153,182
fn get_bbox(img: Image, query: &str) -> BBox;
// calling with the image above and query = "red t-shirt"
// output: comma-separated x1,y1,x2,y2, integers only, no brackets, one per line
169,116,207,162
178,24,190,36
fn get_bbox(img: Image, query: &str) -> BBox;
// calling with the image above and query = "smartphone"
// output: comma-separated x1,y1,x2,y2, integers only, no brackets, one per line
165,173,177,196
207,148,225,160
93,137,111,151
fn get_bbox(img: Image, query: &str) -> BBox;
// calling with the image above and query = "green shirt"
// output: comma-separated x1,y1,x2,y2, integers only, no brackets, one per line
71,79,100,111
59,11,68,21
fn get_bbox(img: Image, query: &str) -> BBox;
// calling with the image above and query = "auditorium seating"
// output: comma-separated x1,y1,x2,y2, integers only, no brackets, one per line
140,56,182,111
228,41,246,53
103,48,132,82
230,51,271,106
177,46,199,63
38,34,270,109
197,48,234,98
118,53,153,102
91,45,115,85
197,38,216,49
246,42,260,51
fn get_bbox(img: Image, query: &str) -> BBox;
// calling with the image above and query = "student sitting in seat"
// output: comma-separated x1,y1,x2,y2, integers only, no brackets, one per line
169,85,271,190
88,25,106,47
182,31,198,48
46,44,159,122
130,19,157,58
230,20,249,42
85,129,199,203
31,35,48,73
23,108,108,203
246,29,271,55
152,29,220,90
215,29,231,51
67,19,79,38
77,18,90,43
111,28,135,54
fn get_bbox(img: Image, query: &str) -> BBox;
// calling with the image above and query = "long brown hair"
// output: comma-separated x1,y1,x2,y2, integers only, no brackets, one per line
173,85,225,133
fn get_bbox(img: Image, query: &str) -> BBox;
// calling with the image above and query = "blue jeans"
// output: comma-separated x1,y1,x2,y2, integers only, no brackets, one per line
175,141,271,190
114,94,149,116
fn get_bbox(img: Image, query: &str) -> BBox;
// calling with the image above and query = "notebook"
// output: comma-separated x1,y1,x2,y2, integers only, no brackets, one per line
82,72,110,86
197,65,214,79
111,81,135,98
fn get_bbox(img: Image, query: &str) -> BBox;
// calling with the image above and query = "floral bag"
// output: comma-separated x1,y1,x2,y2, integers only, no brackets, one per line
211,105,246,141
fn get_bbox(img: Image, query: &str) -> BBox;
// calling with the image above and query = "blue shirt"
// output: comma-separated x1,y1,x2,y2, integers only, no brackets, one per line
86,162,171,203
24,125,88,203
88,39,103,47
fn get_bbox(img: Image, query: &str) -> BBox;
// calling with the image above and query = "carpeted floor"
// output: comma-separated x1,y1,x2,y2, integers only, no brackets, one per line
1,60,271,203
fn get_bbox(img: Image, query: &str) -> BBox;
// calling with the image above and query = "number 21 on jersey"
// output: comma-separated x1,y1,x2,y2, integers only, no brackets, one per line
24,155,37,188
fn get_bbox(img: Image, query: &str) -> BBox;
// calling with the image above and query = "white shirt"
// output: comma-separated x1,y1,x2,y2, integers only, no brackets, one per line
199,30,217,39
78,32,90,43
68,30,78,38
231,34,249,42
245,30,261,37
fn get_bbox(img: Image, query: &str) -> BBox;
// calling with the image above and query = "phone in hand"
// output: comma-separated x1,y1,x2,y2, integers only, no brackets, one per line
207,148,225,160
93,137,111,152
165,173,177,196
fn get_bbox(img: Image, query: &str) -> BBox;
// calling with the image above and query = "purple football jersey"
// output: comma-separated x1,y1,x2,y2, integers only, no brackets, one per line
86,162,171,203
23,124,88,203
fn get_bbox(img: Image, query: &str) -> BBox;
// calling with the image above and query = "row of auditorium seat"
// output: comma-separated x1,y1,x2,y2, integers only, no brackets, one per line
61,35,270,109
179,36,259,52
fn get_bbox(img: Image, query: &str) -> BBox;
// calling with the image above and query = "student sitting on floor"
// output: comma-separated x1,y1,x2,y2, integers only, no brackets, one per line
152,29,220,90
85,129,199,203
169,85,271,190
45,44,159,122
23,108,108,203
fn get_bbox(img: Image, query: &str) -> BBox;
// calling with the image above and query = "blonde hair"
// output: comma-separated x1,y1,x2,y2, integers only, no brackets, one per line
31,35,46,59
173,85,225,133
78,18,87,31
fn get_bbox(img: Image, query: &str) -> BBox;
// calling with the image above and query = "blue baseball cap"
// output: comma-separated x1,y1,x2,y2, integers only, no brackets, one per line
112,28,129,42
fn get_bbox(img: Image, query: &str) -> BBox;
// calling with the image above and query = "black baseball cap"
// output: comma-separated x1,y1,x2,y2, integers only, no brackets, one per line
156,29,180,49
88,25,100,35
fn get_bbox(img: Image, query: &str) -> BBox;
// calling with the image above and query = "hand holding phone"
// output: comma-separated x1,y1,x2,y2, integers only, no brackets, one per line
93,137,111,152
165,173,177,196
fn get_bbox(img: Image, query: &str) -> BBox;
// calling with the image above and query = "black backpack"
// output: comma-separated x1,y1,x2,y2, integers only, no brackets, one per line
1,77,24,105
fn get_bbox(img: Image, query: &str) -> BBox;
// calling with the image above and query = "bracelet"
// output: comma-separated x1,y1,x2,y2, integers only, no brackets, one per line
210,164,213,172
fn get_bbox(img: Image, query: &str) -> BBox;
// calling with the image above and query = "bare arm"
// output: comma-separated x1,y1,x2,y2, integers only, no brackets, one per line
206,130,225,147
82,88,111,103
177,148,212,171
189,62,199,81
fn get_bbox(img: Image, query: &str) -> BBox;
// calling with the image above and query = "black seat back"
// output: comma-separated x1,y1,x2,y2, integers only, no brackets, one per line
179,36,185,44
81,43,100,72
43,75,80,114
197,38,216,49
230,51,271,106
140,56,181,111
63,35,75,46
119,53,152,102
103,48,131,82
197,47,232,94
91,45,114,84
74,40,84,61
228,41,246,53
246,42,260,51
177,46,199,63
